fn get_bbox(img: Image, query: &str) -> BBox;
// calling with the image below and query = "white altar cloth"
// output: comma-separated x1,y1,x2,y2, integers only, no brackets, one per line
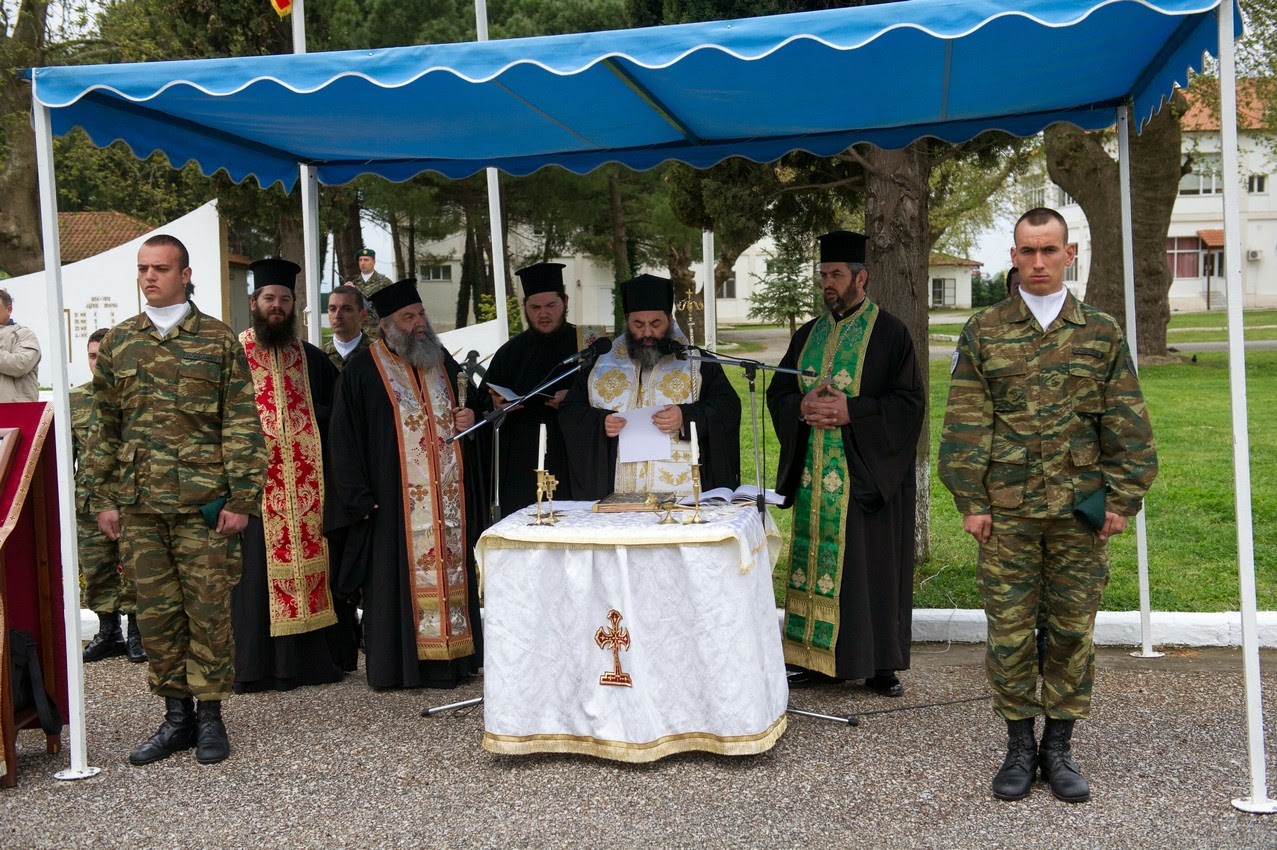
476,501,788,762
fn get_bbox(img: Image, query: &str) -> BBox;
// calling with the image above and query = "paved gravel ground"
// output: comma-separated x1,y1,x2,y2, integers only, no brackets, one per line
4,644,1276,849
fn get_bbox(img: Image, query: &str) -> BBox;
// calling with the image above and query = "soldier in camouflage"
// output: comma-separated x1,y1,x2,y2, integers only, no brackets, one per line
85,234,266,767
345,247,392,340
322,284,373,370
939,208,1157,804
74,328,146,664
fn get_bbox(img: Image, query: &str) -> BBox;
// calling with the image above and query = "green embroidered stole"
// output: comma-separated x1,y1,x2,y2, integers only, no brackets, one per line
782,301,879,676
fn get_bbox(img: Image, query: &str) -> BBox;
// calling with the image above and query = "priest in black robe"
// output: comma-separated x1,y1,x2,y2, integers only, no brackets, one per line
482,262,579,518
232,259,350,693
767,231,925,697
324,279,485,690
560,273,740,500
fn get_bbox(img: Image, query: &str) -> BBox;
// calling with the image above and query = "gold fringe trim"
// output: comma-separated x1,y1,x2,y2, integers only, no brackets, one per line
782,643,838,678
422,636,475,661
269,608,337,637
483,714,786,763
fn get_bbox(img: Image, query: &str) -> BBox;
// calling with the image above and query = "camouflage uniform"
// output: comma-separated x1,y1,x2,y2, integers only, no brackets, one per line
70,381,133,614
938,292,1157,721
322,332,372,371
84,303,266,701
346,271,393,340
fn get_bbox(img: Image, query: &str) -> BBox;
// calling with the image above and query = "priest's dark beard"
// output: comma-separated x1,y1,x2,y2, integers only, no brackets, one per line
628,332,671,371
252,309,298,349
383,321,444,369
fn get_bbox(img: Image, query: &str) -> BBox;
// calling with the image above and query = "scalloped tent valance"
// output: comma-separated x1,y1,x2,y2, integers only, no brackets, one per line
29,0,1237,190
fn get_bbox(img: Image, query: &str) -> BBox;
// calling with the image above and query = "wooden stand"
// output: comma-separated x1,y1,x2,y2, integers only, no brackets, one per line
0,403,66,787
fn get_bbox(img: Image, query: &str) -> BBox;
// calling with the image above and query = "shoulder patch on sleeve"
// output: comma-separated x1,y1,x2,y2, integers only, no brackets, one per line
950,349,960,374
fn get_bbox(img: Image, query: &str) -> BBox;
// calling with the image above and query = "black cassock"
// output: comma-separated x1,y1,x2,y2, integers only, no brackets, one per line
559,348,742,500
324,347,486,690
766,308,925,680
232,341,354,693
482,323,578,516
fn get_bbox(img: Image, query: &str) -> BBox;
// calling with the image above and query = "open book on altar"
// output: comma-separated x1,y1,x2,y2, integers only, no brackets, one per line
677,485,783,507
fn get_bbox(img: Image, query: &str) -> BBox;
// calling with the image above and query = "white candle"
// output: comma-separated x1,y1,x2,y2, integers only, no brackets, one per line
690,421,699,465
537,423,547,471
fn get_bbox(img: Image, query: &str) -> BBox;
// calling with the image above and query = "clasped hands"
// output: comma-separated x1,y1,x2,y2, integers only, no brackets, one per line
604,404,683,438
800,383,850,429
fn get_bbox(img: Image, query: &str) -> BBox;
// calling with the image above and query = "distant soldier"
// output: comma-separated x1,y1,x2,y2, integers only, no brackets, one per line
323,284,372,371
73,328,145,665
86,234,266,767
939,208,1157,804
344,247,392,340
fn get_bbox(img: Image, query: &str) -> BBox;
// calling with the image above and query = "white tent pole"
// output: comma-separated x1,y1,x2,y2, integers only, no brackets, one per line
1218,0,1275,815
702,229,717,352
301,166,321,345
476,0,510,344
31,93,100,782
290,0,322,345
1116,105,1160,660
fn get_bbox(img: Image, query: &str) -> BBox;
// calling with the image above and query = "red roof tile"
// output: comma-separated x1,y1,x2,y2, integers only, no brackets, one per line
57,211,153,263
1181,80,1269,132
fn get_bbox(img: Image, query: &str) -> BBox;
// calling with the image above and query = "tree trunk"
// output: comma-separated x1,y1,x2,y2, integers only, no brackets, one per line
333,193,364,285
456,224,478,329
861,141,932,564
0,0,49,276
1043,93,1187,356
667,241,703,343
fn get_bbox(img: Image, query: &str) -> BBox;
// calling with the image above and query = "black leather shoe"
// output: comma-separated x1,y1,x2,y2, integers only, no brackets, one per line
1039,718,1090,803
129,697,196,765
195,700,230,765
786,669,845,688
866,672,903,697
125,614,148,664
83,612,127,662
992,718,1039,801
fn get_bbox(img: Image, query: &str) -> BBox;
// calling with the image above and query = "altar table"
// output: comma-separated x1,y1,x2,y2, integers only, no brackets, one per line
476,501,788,762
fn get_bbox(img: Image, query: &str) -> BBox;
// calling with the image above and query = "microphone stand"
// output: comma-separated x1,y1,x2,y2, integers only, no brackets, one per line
681,348,812,517
424,356,597,719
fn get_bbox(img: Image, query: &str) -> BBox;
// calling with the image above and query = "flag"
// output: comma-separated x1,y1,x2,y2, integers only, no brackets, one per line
271,0,292,18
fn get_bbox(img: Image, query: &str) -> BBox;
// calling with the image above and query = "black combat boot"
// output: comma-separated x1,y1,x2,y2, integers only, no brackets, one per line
128,697,197,765
991,717,1038,801
125,614,148,663
1039,717,1090,803
195,700,230,765
83,611,127,662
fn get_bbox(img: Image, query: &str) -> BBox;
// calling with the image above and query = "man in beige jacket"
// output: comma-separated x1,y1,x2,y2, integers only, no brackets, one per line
0,289,41,402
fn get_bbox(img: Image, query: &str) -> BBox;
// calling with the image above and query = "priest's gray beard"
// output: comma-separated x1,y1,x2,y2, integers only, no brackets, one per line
251,306,298,349
383,321,445,369
628,330,671,371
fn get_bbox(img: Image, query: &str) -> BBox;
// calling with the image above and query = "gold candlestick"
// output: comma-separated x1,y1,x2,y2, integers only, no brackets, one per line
529,469,559,526
683,464,707,524
457,372,469,408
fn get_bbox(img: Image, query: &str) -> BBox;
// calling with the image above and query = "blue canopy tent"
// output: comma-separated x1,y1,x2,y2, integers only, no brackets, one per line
26,0,1269,811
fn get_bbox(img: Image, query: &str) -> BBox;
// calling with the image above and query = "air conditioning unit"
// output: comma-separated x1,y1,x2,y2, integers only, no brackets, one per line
1247,249,1263,261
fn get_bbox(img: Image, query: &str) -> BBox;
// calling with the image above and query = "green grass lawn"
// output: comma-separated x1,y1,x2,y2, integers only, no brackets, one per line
730,348,1277,612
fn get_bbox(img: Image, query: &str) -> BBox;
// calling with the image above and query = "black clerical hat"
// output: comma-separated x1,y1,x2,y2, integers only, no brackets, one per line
249,258,301,292
515,262,566,299
620,273,674,314
818,230,867,265
368,278,422,318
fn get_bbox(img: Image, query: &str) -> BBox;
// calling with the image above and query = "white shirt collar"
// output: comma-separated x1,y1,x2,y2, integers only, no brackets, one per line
143,301,191,337
1019,287,1068,332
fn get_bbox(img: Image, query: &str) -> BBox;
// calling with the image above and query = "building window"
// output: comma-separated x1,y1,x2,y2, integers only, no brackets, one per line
931,277,956,307
420,264,452,281
1179,154,1222,195
1025,184,1047,208
1165,237,1202,278
1248,174,1267,194
1057,187,1077,207
717,275,736,299
1064,244,1079,282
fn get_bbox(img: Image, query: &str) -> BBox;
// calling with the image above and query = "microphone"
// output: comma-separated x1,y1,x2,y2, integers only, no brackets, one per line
559,336,612,366
656,338,690,358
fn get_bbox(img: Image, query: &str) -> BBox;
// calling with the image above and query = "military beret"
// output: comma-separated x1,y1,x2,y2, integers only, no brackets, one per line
356,247,376,259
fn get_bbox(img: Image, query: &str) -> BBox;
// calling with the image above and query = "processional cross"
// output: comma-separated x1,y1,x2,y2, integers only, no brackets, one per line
594,609,633,687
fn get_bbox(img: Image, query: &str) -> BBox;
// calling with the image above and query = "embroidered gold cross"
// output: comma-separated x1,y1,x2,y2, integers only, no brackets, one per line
594,609,633,687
